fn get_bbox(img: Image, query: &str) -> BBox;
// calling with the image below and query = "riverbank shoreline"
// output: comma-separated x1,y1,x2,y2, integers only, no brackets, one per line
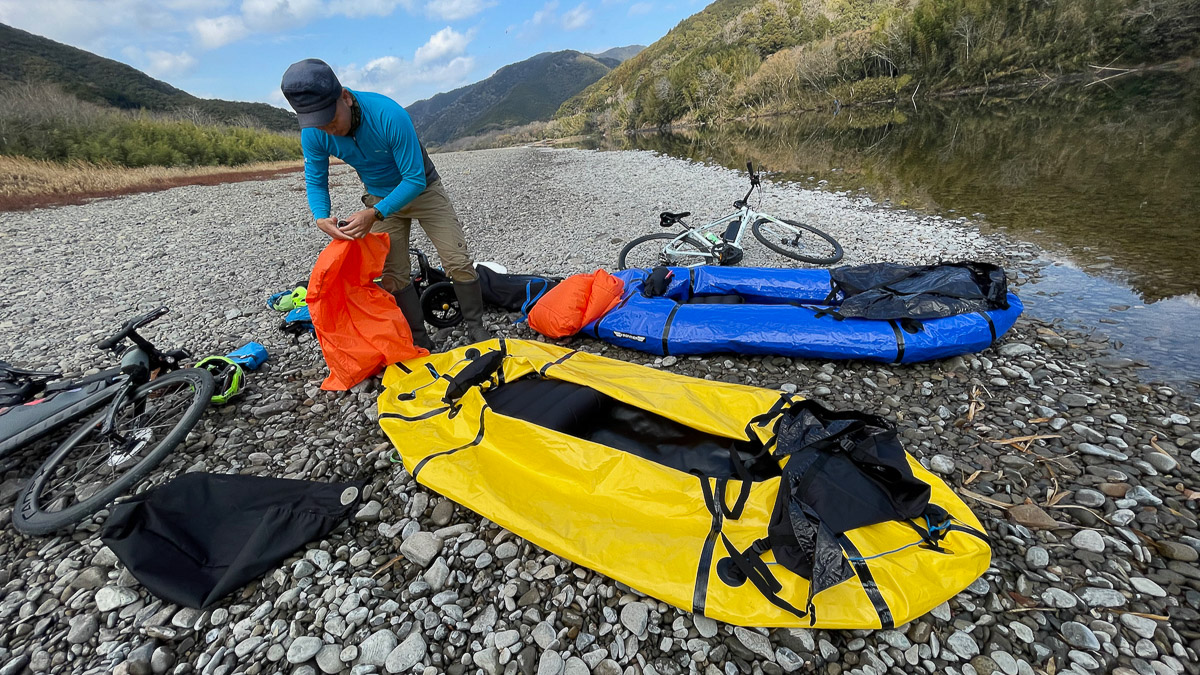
0,146,1196,675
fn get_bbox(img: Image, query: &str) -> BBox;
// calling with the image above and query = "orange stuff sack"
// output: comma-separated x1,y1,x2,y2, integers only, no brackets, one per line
307,233,429,390
527,270,624,339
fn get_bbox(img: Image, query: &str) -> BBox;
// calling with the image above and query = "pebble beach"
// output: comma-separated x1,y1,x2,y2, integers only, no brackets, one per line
0,146,1197,675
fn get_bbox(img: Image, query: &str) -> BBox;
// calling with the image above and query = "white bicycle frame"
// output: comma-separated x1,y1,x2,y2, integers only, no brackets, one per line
661,205,800,265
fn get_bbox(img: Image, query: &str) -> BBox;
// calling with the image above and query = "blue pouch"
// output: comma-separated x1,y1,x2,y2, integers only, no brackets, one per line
281,306,314,334
226,343,269,370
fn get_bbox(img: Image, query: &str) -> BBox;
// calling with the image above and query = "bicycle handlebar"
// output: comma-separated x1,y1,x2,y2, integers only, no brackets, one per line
97,307,169,351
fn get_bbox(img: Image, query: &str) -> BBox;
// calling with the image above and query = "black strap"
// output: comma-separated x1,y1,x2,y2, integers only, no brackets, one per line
947,522,991,544
661,305,680,356
977,311,997,343
538,350,578,377
723,453,753,520
812,308,845,321
837,534,894,629
412,406,487,481
692,476,724,615
904,519,947,552
379,407,450,422
887,320,906,363
719,534,808,621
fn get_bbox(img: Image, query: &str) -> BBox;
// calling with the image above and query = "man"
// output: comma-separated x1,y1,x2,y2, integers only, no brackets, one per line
280,58,490,348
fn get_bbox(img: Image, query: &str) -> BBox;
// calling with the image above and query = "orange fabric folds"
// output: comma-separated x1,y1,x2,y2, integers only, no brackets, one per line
527,269,624,339
307,233,428,390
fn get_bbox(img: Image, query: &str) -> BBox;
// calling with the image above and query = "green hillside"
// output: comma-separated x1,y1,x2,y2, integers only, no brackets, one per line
558,0,1200,130
0,22,296,131
406,50,617,146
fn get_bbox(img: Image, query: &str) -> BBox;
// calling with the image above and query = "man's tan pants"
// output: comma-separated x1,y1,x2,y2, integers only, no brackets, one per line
363,179,477,293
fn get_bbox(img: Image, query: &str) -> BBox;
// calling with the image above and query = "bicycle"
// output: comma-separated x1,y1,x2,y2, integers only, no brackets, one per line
0,307,214,535
617,162,844,270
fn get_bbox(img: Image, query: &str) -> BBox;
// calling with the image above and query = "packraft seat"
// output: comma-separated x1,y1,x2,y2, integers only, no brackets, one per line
484,377,774,480
483,378,607,436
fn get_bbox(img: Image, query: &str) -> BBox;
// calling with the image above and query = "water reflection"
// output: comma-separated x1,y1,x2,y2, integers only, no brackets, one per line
576,72,1200,302
571,72,1200,389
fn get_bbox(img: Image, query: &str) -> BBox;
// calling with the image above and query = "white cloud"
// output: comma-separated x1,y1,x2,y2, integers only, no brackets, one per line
192,14,249,49
628,2,651,15
529,1,557,26
337,54,475,101
561,2,591,30
424,0,493,20
0,0,175,52
414,26,472,66
163,0,232,10
240,0,323,31
144,50,198,77
327,0,412,17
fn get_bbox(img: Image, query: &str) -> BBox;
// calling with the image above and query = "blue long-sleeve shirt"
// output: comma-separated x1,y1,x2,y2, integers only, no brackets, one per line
301,89,439,220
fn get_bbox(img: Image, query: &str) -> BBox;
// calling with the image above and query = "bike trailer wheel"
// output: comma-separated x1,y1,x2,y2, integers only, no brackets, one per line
421,282,462,328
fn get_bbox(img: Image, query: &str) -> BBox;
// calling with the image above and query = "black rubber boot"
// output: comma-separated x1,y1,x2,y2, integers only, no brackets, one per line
393,284,436,351
453,278,492,343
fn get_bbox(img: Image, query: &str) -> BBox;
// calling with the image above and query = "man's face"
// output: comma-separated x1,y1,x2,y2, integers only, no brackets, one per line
316,90,352,136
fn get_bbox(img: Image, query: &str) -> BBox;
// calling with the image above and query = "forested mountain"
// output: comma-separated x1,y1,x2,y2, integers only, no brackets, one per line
0,23,296,131
558,0,1200,131
589,45,646,63
406,50,620,146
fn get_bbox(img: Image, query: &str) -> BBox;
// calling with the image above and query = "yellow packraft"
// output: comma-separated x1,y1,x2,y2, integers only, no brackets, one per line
377,339,989,628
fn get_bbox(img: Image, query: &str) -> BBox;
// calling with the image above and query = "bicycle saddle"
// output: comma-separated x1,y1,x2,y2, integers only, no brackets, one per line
659,211,691,227
0,361,60,379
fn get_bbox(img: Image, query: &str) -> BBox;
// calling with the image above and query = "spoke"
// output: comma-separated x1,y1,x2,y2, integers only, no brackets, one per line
36,379,196,512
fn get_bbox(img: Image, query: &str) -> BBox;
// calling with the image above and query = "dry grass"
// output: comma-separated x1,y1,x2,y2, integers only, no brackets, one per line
0,155,308,211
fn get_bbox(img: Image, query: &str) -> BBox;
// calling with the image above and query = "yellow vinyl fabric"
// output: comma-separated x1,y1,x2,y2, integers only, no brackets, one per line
377,339,990,629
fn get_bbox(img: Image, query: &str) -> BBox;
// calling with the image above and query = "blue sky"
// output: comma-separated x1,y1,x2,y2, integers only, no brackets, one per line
0,0,706,108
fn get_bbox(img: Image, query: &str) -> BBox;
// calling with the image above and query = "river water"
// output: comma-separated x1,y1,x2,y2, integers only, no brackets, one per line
572,72,1200,390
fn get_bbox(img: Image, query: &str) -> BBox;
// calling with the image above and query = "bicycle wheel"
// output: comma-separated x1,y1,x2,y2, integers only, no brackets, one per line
617,233,715,270
751,218,844,264
421,281,462,328
12,369,213,535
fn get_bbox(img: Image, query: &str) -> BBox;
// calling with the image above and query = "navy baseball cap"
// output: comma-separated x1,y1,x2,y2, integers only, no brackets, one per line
281,59,343,128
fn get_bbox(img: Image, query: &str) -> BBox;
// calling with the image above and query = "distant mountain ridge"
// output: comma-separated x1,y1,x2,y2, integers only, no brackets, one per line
0,22,296,131
589,45,645,63
406,46,643,146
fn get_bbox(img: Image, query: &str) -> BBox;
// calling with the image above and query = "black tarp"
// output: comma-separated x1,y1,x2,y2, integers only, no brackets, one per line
829,261,1009,320
767,401,933,600
102,473,363,609
476,265,560,312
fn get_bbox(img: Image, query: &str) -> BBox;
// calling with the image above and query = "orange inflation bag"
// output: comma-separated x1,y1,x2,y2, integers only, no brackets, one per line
307,233,429,390
527,269,624,339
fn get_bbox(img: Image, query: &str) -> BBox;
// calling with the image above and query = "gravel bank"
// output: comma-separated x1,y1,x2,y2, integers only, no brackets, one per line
1,146,1197,675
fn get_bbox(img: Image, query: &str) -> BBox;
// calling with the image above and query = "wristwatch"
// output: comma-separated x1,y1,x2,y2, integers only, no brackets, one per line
372,207,384,221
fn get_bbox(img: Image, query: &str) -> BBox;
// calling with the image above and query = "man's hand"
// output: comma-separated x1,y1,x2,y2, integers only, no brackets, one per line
316,217,354,241
338,208,380,239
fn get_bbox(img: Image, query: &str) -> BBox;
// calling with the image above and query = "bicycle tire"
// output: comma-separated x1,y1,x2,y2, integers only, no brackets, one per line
617,233,715,271
421,282,462,328
751,218,844,264
12,369,214,535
